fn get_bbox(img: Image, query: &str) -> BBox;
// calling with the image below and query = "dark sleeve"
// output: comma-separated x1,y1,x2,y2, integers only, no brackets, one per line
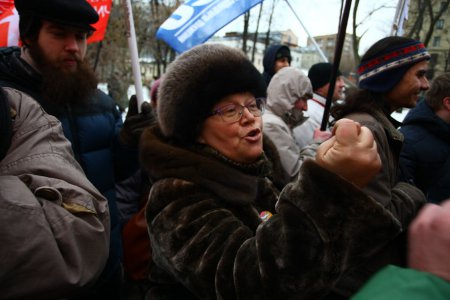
361,121,425,227
103,91,139,181
398,127,418,185
146,160,401,299
116,168,151,227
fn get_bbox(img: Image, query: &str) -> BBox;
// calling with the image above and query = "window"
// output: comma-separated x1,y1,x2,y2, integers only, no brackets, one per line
436,19,444,29
433,36,441,47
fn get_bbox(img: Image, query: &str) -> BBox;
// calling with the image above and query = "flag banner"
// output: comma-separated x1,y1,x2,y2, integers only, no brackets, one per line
0,0,13,14
0,0,112,47
157,0,263,53
87,0,112,43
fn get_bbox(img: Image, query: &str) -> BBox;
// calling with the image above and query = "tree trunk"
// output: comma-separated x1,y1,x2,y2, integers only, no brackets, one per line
264,0,277,48
251,3,264,62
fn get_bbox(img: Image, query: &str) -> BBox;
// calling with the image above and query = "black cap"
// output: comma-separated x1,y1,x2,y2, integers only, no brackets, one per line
15,0,99,31
308,62,342,91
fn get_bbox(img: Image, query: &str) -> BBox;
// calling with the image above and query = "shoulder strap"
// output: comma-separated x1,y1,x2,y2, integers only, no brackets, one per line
0,88,12,161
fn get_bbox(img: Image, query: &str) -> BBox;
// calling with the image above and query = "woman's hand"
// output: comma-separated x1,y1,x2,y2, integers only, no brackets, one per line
315,118,381,188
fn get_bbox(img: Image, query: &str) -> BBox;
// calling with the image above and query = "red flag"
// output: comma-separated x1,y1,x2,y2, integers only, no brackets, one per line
0,0,112,46
0,0,14,14
87,0,112,43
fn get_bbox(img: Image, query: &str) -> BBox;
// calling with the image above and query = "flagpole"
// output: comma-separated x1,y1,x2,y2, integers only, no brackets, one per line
284,0,328,62
121,0,144,112
391,0,408,36
320,0,352,131
93,41,103,71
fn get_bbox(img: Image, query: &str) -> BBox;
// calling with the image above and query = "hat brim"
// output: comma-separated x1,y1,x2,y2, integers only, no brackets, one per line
40,15,96,31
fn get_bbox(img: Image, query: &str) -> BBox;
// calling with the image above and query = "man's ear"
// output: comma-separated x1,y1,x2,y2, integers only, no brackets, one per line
443,96,450,111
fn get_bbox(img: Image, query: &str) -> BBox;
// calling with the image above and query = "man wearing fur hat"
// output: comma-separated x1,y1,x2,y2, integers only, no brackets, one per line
0,0,154,298
293,62,346,149
330,36,428,297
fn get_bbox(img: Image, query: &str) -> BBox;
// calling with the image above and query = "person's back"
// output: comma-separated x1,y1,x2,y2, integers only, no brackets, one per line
399,73,450,204
0,86,110,299
0,0,152,297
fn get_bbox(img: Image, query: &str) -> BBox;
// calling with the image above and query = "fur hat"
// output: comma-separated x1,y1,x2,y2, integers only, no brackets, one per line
308,62,342,91
15,0,99,31
358,39,430,93
158,43,267,145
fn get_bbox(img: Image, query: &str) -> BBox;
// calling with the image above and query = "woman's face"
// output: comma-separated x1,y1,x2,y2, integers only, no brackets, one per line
198,92,264,164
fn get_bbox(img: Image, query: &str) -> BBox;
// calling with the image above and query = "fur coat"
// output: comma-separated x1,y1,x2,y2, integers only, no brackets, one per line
140,125,402,300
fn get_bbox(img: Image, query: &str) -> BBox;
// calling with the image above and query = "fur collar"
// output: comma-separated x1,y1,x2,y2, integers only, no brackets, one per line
140,125,285,205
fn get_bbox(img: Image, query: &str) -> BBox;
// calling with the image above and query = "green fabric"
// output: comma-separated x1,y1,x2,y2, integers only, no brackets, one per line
351,265,450,300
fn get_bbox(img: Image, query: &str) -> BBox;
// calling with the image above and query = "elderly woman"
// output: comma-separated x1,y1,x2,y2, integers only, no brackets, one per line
140,44,400,299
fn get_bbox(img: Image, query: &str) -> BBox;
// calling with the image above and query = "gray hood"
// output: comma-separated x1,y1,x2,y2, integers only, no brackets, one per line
266,66,312,117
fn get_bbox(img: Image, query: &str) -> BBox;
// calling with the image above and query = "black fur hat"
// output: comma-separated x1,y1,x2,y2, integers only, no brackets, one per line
158,43,267,145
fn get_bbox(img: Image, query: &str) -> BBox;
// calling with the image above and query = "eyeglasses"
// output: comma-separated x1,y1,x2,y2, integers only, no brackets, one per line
209,97,266,123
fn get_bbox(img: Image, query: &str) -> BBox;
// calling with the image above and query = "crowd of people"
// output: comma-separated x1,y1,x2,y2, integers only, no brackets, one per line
1,0,449,299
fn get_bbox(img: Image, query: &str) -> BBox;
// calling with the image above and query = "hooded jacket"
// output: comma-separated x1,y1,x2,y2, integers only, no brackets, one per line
399,100,450,204
139,125,402,300
263,66,314,180
0,46,135,286
262,44,291,85
293,92,330,149
0,87,109,299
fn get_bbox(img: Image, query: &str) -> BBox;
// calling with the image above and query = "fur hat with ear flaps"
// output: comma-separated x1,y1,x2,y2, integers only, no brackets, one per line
157,43,267,145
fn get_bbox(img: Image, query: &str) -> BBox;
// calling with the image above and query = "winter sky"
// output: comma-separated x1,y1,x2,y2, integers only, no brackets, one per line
215,0,400,54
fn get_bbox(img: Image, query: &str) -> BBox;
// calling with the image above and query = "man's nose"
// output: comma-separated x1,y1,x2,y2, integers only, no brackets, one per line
64,36,80,52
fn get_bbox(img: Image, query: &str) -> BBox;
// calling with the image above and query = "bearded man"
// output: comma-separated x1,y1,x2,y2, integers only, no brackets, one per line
0,0,153,298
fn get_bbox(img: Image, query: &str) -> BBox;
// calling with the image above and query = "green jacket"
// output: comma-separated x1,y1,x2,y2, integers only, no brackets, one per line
351,265,450,300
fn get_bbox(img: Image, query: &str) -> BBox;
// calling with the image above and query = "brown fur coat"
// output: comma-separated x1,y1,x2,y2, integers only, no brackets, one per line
140,125,401,299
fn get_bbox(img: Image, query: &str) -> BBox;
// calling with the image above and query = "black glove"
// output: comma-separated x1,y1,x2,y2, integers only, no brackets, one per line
120,95,155,147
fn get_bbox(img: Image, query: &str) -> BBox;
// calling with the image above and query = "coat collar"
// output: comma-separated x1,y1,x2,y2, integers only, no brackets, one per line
140,125,278,206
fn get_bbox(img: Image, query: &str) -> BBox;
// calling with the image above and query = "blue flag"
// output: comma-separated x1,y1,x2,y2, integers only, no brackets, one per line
156,0,263,53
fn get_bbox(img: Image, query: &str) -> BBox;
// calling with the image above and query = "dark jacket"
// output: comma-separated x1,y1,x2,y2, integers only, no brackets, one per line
140,125,402,300
343,108,425,226
0,46,138,287
399,100,450,204
262,44,290,85
312,107,425,298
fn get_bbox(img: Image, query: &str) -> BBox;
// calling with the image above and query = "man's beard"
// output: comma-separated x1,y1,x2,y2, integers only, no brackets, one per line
28,43,98,107
284,109,309,128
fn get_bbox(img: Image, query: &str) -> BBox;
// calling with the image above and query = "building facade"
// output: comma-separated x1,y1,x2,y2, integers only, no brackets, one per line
307,33,356,74
403,0,450,77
